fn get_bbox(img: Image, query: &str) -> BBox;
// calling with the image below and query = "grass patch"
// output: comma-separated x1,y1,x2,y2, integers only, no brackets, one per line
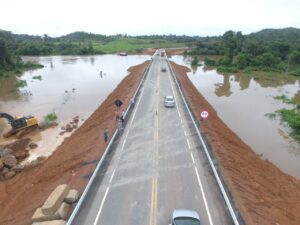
44,112,57,122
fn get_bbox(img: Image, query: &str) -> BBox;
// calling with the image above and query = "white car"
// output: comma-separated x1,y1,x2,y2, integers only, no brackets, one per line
169,209,201,225
164,96,175,108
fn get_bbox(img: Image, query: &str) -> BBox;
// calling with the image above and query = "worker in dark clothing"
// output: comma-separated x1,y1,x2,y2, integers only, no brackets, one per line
104,128,108,143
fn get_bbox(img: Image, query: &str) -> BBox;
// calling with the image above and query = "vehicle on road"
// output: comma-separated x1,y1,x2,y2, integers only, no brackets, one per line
161,67,167,72
169,209,201,225
164,95,175,108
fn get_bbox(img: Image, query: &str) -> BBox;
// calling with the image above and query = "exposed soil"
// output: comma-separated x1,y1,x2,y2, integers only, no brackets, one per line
170,62,300,225
0,61,150,225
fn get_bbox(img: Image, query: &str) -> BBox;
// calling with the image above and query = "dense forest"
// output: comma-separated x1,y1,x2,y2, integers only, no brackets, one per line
189,28,300,76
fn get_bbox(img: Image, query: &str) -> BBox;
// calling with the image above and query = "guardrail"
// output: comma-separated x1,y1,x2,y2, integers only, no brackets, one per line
66,58,153,225
166,59,240,225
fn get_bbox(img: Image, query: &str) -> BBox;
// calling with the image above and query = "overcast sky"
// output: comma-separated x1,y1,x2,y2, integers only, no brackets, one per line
1,0,299,37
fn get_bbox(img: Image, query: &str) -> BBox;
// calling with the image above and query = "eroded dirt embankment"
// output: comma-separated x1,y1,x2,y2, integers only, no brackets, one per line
171,62,300,225
0,61,150,225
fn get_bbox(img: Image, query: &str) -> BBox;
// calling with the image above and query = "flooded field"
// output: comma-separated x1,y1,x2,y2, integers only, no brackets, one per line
171,55,300,178
0,55,150,161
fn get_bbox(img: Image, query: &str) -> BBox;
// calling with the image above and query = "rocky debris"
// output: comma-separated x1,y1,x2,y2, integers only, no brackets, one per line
2,155,18,168
31,184,79,224
60,116,80,135
64,189,79,204
0,139,31,181
29,142,38,149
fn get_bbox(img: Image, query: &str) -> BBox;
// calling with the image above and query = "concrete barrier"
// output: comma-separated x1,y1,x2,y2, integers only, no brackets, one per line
32,208,59,223
42,184,69,215
64,189,79,204
32,220,66,225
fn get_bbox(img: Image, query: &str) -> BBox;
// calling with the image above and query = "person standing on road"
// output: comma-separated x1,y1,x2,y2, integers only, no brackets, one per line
104,128,108,143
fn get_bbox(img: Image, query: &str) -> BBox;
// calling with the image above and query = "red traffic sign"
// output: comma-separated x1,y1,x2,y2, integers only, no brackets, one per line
200,110,209,119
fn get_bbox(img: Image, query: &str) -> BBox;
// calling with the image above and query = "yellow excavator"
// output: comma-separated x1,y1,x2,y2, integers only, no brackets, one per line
0,113,38,137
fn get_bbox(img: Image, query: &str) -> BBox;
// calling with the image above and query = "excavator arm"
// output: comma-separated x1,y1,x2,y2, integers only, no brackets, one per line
0,113,15,125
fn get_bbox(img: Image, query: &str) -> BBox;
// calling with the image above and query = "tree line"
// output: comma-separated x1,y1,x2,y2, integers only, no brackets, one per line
189,28,300,76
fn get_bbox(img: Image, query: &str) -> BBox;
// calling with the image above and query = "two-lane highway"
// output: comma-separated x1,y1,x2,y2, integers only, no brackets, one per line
71,50,232,225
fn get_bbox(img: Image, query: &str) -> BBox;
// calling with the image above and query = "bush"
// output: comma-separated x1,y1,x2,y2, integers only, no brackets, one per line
44,112,57,122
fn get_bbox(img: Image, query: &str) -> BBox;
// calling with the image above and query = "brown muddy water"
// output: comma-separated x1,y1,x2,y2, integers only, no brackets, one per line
0,55,150,162
171,55,300,178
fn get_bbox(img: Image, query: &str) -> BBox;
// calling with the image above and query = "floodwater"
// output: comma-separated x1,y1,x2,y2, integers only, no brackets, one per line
0,55,150,161
171,55,300,178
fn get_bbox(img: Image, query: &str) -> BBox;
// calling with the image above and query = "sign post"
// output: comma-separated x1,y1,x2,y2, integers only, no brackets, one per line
200,110,209,121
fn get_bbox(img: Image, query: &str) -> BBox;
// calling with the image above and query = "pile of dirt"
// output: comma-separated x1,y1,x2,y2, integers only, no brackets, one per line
170,62,300,225
0,61,150,225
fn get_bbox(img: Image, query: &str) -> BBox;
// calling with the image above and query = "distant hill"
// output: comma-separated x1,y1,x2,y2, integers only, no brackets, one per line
247,27,300,42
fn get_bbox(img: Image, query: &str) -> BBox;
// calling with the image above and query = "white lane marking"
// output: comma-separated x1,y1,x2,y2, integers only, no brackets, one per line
93,61,152,225
93,187,110,225
190,152,195,163
184,130,187,136
109,169,116,184
181,118,183,124
186,138,191,149
194,167,214,225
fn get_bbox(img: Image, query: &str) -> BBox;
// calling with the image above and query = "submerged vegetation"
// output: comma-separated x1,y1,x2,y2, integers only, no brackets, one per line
267,94,300,143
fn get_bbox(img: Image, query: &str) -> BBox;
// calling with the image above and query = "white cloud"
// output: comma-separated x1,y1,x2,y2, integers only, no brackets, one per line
0,0,299,36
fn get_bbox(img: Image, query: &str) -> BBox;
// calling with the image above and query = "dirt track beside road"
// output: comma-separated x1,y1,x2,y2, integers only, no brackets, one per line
0,61,150,225
171,62,300,225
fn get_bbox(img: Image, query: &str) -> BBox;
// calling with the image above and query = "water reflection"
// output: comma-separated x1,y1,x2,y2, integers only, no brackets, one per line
215,74,232,97
171,55,300,178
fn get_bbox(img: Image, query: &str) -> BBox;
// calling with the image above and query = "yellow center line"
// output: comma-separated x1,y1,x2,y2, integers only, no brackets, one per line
149,177,158,225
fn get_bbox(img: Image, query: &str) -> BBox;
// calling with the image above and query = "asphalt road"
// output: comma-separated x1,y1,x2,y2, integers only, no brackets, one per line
72,50,232,225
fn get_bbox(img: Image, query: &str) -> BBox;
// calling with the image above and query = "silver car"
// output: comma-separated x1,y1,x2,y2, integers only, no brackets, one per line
164,95,175,108
169,209,201,225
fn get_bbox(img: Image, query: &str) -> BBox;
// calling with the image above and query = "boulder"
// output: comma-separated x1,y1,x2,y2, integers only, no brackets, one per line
4,170,16,180
31,220,66,225
14,150,28,160
29,142,38,149
2,155,17,168
0,148,13,158
39,121,58,130
41,184,69,215
64,189,79,204
56,202,70,220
